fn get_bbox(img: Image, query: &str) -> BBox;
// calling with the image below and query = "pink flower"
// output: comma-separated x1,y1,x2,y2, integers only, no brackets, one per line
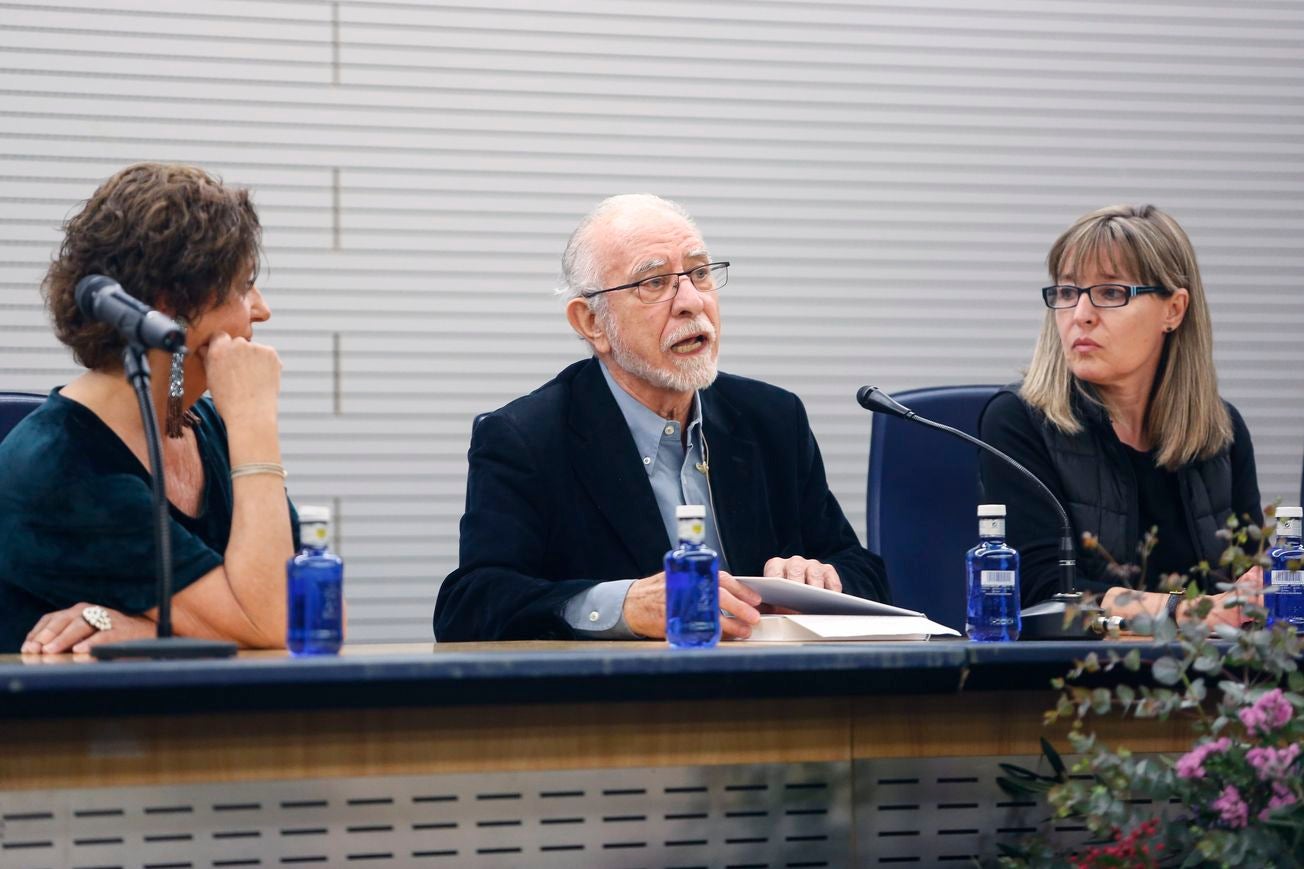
1238,689,1294,735
1211,784,1249,829
1175,737,1232,780
1259,783,1298,821
1246,743,1301,781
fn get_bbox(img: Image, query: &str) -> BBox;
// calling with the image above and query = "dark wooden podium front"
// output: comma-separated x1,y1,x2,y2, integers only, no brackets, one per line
0,640,1189,867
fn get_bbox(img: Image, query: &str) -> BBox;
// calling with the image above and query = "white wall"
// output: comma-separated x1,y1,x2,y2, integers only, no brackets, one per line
1,0,1301,642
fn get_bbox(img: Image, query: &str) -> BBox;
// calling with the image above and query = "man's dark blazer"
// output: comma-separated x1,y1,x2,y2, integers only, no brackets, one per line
434,357,889,641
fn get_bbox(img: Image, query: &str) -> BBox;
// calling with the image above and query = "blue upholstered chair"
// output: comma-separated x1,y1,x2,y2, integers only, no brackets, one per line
0,391,44,446
866,385,1001,633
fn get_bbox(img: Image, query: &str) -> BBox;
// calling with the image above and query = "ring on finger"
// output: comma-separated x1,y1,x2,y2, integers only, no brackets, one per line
81,605,112,632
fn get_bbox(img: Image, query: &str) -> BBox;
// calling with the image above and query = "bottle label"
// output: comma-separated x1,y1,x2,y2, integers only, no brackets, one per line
1278,517,1302,538
677,516,706,545
980,570,1016,590
303,521,330,549
1272,570,1304,589
979,517,1005,538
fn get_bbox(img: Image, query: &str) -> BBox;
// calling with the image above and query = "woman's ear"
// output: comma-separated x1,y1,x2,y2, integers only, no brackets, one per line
1164,287,1190,332
150,294,177,318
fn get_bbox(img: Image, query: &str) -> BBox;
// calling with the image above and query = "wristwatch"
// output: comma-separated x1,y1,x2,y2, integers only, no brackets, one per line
1165,591,1184,621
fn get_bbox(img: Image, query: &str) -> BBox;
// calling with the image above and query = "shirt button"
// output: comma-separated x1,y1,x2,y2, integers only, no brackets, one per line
643,456,651,465
588,611,600,622
664,425,675,435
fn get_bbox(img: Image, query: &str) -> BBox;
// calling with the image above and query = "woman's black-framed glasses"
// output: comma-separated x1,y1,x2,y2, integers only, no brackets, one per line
582,262,730,305
1041,283,1168,309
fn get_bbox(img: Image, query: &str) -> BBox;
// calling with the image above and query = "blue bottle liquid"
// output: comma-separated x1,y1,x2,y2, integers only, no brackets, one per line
287,505,344,655
966,504,1021,642
1268,507,1304,631
665,504,720,648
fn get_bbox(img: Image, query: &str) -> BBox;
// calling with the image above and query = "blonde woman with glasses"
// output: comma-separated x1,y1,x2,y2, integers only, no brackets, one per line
978,204,1263,628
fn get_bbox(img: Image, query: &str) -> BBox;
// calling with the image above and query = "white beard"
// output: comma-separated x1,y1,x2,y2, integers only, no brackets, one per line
599,308,718,393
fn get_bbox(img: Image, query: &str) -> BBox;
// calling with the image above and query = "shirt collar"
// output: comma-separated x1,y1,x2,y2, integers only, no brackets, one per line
598,358,703,467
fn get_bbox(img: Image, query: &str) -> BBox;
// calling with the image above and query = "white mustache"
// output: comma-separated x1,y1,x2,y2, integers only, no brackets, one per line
662,318,717,352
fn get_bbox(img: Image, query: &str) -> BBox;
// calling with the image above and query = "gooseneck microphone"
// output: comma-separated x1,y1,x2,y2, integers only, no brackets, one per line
75,275,186,353
73,274,234,660
857,385,1104,640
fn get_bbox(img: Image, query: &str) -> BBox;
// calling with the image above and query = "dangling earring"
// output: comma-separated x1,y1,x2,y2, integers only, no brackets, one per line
166,317,191,439
166,345,187,438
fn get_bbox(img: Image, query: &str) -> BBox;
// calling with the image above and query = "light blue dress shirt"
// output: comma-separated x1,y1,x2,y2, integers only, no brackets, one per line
562,361,729,638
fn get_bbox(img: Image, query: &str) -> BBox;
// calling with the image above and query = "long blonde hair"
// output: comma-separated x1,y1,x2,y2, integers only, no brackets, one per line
1020,204,1231,470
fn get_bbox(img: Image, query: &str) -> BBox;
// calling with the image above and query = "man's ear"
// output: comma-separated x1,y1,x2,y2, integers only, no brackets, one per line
566,297,611,355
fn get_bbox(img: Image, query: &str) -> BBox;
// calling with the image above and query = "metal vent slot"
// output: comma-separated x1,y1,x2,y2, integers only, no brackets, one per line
856,755,1099,863
1,760,849,867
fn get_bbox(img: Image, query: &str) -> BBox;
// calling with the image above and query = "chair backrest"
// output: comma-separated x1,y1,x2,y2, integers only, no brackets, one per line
867,385,1000,633
0,391,44,446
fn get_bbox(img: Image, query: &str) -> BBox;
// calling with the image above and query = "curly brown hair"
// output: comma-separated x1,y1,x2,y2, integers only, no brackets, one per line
44,162,262,370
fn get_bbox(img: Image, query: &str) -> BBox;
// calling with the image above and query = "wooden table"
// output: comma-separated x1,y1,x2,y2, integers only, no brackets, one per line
0,640,1191,867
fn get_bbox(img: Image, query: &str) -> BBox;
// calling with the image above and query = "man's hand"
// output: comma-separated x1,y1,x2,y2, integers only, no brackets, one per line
763,556,842,591
622,571,763,640
21,603,156,655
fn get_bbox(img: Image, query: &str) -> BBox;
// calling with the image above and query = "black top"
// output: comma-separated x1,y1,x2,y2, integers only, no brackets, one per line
435,357,889,641
978,390,1262,604
0,390,298,652
1121,443,1199,580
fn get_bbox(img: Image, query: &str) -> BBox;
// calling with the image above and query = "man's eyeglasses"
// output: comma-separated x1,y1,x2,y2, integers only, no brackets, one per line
582,262,730,305
1042,283,1168,309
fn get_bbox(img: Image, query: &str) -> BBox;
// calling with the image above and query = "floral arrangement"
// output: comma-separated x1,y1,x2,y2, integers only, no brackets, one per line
997,511,1304,867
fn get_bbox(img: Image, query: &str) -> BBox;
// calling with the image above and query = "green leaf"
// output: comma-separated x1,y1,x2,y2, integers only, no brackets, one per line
1124,648,1142,671
1114,683,1136,708
1288,670,1304,694
1152,655,1183,685
1090,687,1112,715
1193,644,1222,673
1041,737,1067,780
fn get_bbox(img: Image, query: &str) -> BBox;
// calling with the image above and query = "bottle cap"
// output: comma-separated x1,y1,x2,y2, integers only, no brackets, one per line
1279,506,1303,519
977,504,1006,517
676,504,706,519
298,505,331,524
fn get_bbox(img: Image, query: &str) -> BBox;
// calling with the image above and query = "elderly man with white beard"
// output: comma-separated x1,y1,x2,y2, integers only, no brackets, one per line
435,194,889,642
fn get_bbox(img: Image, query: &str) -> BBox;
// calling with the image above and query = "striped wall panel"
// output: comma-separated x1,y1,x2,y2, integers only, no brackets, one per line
1,0,1301,642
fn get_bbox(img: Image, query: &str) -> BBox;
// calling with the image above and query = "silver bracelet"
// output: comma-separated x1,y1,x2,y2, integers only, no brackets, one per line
230,462,287,480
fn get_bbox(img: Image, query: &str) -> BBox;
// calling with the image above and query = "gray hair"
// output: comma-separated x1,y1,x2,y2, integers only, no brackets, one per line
556,193,698,306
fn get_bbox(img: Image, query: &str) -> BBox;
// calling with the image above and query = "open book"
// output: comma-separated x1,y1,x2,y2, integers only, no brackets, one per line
734,576,961,641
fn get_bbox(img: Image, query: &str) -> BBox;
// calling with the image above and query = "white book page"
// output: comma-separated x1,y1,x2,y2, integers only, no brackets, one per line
734,577,925,618
745,614,961,642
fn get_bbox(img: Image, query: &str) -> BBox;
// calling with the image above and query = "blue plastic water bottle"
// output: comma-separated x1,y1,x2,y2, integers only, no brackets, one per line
965,504,1021,642
1269,507,1304,631
287,505,344,655
665,504,720,648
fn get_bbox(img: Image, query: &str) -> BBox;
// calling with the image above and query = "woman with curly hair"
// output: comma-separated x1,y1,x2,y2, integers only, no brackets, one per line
0,162,298,653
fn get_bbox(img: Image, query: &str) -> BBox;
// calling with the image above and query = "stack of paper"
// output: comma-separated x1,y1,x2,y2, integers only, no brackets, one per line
733,577,961,642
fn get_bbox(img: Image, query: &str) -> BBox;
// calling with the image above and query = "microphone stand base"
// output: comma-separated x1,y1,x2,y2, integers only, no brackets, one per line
90,637,238,660
1020,594,1106,641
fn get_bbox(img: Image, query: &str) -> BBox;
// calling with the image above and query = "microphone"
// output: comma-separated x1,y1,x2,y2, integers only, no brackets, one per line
857,385,1106,640
75,275,186,353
